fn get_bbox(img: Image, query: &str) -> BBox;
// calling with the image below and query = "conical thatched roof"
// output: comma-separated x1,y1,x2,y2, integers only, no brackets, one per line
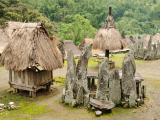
50,35,59,46
0,22,63,71
152,33,160,44
0,26,10,54
93,6,126,50
63,40,81,58
123,35,133,48
78,38,104,55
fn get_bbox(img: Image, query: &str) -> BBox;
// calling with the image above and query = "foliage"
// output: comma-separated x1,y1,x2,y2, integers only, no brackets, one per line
58,14,96,45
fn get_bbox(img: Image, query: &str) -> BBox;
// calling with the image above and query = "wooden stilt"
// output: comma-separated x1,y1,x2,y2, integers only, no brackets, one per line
46,85,51,92
32,91,36,98
92,78,95,85
88,78,91,88
29,91,32,97
105,50,109,60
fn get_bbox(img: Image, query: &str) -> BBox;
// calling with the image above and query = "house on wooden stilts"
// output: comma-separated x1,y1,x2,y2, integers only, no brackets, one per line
0,22,64,97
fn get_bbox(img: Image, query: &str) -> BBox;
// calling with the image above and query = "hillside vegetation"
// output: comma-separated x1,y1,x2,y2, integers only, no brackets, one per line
1,0,160,45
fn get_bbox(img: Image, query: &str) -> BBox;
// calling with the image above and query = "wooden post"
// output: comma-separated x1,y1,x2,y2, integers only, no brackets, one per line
32,91,36,98
88,78,91,88
92,78,95,86
29,91,32,97
105,50,109,60
46,85,51,92
9,70,12,82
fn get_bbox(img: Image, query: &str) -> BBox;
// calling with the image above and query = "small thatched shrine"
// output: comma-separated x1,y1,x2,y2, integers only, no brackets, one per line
93,6,126,59
0,26,10,56
63,40,81,59
78,38,104,56
0,22,63,97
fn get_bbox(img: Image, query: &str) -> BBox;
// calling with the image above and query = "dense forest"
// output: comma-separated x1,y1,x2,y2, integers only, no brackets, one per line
1,0,160,45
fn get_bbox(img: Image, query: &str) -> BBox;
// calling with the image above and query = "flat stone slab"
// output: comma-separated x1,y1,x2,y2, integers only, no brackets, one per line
119,70,144,82
90,98,115,110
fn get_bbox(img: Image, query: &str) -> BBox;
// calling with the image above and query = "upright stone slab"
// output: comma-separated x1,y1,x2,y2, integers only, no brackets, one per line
153,44,157,59
137,39,145,59
65,82,73,104
156,41,160,59
96,58,109,100
122,54,136,107
66,49,78,93
76,44,92,92
109,68,121,104
144,36,152,60
76,85,84,104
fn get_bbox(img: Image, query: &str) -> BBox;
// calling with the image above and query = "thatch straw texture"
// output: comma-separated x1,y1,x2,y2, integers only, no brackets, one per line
152,33,160,44
50,35,59,46
63,40,81,58
78,38,104,55
1,22,63,71
93,28,126,50
5,22,50,39
0,26,10,54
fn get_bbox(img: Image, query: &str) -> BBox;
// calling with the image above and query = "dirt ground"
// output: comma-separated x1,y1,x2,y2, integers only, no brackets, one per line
0,59,160,120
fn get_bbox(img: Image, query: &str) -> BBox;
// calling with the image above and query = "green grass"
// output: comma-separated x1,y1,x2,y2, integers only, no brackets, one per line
64,58,102,69
0,103,47,120
54,77,66,85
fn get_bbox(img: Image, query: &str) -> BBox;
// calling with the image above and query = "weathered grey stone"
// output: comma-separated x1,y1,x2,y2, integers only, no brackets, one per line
84,94,90,106
144,36,152,60
122,54,136,108
153,44,157,59
65,83,73,104
71,99,76,107
76,44,92,92
156,41,160,59
88,104,91,109
109,68,121,104
90,98,115,110
95,110,102,116
66,49,78,93
137,40,145,59
92,107,96,111
96,58,109,100
76,85,84,104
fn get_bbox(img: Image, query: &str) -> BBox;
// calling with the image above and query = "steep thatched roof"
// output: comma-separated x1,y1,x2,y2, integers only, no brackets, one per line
50,35,59,46
0,26,10,54
152,33,160,44
78,38,104,55
123,35,133,49
0,22,63,71
63,40,81,58
93,6,126,50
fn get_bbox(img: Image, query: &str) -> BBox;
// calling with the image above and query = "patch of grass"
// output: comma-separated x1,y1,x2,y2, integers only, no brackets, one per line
0,103,47,120
54,77,66,85
64,58,102,69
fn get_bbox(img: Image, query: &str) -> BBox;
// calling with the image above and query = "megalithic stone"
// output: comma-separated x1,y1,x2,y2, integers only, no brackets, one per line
96,58,109,100
144,36,152,60
76,43,92,92
65,81,73,104
109,68,121,104
66,49,78,93
122,54,136,108
156,40,160,59
137,39,144,59
153,44,157,59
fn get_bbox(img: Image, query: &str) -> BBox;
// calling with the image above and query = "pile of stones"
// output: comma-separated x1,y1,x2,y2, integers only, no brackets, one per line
62,44,146,116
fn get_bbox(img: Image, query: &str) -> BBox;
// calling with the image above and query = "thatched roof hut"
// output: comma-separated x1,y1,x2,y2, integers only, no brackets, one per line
78,38,104,55
63,40,81,59
0,26,10,54
93,6,126,58
130,35,136,43
0,22,63,71
123,35,133,48
152,33,160,44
